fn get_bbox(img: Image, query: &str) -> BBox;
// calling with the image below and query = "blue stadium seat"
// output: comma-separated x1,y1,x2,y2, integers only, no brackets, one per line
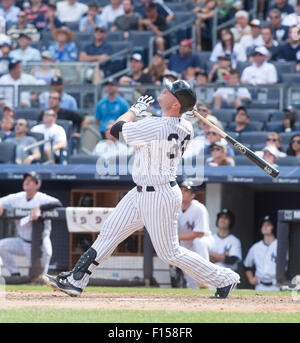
212,109,234,123
281,73,300,84
0,131,6,142
227,121,265,132
168,3,188,12
268,111,284,121
15,108,42,121
236,61,251,74
107,31,125,41
128,30,154,65
239,131,269,145
69,154,99,164
279,132,300,144
0,142,16,163
277,156,300,166
234,155,253,166
27,132,45,163
246,110,270,122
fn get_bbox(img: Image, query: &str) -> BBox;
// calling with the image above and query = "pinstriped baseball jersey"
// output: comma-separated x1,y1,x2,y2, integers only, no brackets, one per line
122,116,193,186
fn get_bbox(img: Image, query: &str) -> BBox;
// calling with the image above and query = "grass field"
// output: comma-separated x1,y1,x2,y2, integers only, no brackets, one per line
0,285,299,324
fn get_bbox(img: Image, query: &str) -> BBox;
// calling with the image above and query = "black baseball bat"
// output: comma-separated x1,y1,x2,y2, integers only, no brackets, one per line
193,109,280,178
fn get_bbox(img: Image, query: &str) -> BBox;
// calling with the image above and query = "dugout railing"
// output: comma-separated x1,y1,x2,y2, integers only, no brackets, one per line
0,207,157,287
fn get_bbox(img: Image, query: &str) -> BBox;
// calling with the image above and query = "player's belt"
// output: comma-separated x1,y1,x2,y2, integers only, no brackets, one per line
260,281,273,286
19,236,31,244
137,181,177,192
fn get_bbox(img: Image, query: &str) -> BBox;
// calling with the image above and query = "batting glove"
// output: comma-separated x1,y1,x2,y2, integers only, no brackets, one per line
184,105,197,118
129,95,155,116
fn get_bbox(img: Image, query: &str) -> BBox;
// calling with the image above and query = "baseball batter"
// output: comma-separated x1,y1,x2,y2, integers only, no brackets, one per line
177,180,214,289
243,216,279,291
209,209,242,272
0,172,62,276
43,79,240,298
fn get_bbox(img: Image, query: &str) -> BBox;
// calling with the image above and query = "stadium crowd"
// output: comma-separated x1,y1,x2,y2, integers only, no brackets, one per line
0,0,300,167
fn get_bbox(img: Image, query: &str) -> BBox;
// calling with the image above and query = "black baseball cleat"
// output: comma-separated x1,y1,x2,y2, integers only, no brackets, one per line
42,273,82,297
210,281,239,299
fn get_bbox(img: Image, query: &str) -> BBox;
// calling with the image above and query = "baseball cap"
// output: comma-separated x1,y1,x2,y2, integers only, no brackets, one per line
254,46,269,56
3,101,14,111
180,179,197,192
95,25,107,31
8,59,21,71
18,32,31,40
235,10,249,19
216,208,235,229
210,139,227,150
154,50,164,58
218,53,231,61
23,171,42,184
180,39,193,48
250,19,261,27
164,70,178,80
284,105,297,116
51,76,63,85
259,215,275,228
41,50,52,60
131,53,143,62
205,114,224,130
105,77,118,86
263,145,279,158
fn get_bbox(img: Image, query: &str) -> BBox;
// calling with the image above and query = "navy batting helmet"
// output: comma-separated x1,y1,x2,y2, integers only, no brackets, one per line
164,79,197,114
216,208,235,230
180,179,197,193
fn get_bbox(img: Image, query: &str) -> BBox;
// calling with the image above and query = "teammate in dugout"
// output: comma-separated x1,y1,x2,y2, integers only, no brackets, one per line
209,209,242,272
177,180,214,289
43,79,240,298
243,215,280,291
0,172,62,277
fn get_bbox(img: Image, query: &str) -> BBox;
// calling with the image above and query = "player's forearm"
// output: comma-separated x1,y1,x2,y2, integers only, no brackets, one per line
115,110,136,124
0,203,3,216
179,232,204,241
209,251,226,263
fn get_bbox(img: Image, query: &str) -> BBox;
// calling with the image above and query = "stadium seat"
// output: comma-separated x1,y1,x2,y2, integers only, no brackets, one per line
0,131,6,142
236,61,251,74
107,31,125,42
27,132,45,163
15,108,42,121
245,110,270,122
168,3,188,12
239,131,269,145
234,155,254,166
0,142,16,163
280,132,300,144
227,121,264,132
268,111,284,121
128,30,154,64
69,154,99,164
212,109,234,122
281,73,300,84
277,156,300,166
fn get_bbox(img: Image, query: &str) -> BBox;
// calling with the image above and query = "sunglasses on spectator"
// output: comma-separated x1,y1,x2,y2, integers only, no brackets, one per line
267,138,278,142
207,131,217,136
16,122,26,126
269,15,279,19
291,139,300,144
211,147,222,152
49,96,60,100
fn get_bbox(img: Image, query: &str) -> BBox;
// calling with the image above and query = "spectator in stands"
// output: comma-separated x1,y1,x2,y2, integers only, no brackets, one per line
41,76,78,111
1,101,15,118
282,0,300,27
168,39,201,78
79,2,107,33
30,50,61,85
287,133,300,157
268,8,289,42
119,53,154,97
262,145,280,168
194,0,216,51
240,19,264,58
0,59,40,107
139,2,168,52
0,20,11,47
39,90,89,138
231,106,252,133
277,26,300,71
241,46,278,85
268,0,295,20
56,0,88,24
164,70,178,83
213,69,251,109
0,115,14,139
268,106,298,133
206,140,236,167
209,27,247,69
0,42,13,77
7,10,39,49
100,0,124,29
208,54,231,83
49,26,78,62
0,0,20,23
143,50,170,85
24,0,47,26
255,131,287,158
194,112,223,138
194,71,214,106
31,109,67,162
7,118,41,164
95,78,130,138
230,10,251,43
110,0,140,39
9,33,41,63
33,3,63,32
92,120,132,158
135,0,175,22
204,130,235,157
261,26,279,61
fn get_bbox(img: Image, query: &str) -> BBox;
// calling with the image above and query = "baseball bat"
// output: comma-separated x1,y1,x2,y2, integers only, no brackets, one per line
192,109,280,178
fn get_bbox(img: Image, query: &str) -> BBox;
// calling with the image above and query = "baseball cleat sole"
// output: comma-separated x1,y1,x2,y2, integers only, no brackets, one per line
42,274,82,297
210,280,240,299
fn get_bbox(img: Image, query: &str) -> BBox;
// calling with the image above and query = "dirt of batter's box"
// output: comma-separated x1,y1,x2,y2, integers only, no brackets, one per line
1,290,299,313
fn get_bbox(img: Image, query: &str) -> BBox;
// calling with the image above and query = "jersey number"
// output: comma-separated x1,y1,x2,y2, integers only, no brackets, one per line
167,134,191,159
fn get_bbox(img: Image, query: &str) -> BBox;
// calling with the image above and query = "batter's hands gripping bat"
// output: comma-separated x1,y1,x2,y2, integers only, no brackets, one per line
192,108,280,178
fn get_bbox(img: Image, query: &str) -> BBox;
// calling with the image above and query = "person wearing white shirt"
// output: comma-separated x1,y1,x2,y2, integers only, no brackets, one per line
209,27,247,69
0,0,20,23
177,181,215,289
209,209,242,272
282,0,300,26
244,215,280,291
100,0,124,28
9,33,41,63
56,0,88,23
31,109,67,162
239,19,264,56
213,69,251,109
0,171,62,277
0,60,40,107
241,46,278,85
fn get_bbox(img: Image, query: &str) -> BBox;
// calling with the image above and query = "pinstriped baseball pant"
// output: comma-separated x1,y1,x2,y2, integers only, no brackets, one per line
68,184,239,289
